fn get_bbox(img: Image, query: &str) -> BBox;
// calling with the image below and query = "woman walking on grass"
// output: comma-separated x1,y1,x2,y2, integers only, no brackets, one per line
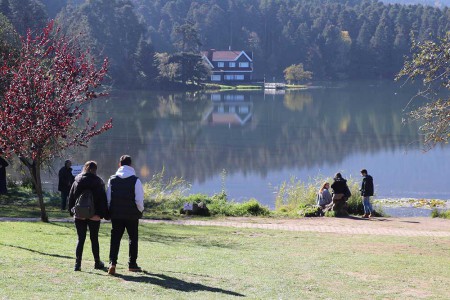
68,161,109,271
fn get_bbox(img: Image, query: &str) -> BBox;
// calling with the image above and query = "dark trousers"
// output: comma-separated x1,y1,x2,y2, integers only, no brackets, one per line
61,190,69,210
109,219,139,265
75,218,101,262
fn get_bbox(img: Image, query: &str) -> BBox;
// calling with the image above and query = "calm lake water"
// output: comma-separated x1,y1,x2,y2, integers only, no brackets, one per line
55,80,449,209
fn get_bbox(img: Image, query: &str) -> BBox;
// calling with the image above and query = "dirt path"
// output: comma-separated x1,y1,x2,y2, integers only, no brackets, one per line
1,216,449,237
142,216,450,237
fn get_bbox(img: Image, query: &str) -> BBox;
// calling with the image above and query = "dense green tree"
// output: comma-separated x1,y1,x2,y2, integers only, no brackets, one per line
0,0,47,35
169,52,209,84
283,63,313,84
56,0,150,88
0,12,18,93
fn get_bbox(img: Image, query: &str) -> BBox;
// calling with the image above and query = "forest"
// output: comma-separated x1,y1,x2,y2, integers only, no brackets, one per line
1,0,450,88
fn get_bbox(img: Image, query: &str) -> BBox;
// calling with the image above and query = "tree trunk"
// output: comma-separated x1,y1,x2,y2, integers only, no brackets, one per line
20,157,48,222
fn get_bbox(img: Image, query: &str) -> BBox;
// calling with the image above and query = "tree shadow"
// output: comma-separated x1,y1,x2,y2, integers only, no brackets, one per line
0,242,73,260
113,270,245,297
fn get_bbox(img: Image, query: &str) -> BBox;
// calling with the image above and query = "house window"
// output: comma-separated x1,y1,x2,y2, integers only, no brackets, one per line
239,106,249,114
217,62,224,67
229,62,235,67
224,75,245,81
211,94,221,101
239,62,249,68
211,75,221,81
229,106,236,113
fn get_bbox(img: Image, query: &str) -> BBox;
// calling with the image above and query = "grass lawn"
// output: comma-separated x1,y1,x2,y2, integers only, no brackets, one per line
0,221,449,299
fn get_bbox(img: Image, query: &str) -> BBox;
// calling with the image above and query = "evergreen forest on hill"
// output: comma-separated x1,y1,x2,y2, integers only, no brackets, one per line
1,0,450,88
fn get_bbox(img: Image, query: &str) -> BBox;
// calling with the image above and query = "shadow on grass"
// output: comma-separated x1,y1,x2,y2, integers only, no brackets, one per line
0,242,73,260
113,270,245,297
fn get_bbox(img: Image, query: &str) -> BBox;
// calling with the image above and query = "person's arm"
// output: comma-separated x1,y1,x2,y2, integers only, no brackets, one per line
134,179,145,213
67,182,76,215
106,178,112,209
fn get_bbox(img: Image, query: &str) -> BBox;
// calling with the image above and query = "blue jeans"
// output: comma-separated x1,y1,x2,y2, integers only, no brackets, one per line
363,196,373,214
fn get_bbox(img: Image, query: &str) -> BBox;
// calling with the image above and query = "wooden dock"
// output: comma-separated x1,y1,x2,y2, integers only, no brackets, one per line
264,82,286,89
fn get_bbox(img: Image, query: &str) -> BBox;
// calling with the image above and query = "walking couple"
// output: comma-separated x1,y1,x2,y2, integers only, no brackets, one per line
67,155,144,274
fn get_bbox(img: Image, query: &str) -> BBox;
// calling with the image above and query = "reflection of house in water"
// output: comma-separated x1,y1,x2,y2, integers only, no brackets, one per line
264,88,285,95
202,93,253,126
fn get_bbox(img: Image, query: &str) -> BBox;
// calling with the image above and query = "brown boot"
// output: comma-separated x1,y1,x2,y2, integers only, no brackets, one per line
107,263,116,275
362,214,369,218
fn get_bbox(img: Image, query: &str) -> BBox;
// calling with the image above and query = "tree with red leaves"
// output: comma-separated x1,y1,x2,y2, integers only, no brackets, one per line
0,21,112,222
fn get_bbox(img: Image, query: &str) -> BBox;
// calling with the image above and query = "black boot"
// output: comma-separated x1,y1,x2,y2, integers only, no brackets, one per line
94,260,105,270
74,259,81,271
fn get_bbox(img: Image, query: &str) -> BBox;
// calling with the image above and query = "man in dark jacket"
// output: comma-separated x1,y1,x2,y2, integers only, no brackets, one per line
0,151,9,195
106,155,144,275
360,169,374,218
58,159,75,210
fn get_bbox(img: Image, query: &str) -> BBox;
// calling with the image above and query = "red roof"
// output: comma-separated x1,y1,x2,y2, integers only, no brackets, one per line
202,50,250,62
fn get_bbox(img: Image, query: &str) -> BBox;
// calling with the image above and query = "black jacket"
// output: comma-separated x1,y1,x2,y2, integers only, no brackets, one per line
331,178,349,195
68,173,109,219
361,175,374,196
58,167,74,193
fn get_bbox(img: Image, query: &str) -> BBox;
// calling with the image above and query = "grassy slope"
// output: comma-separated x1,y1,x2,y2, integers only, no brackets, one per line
0,222,449,299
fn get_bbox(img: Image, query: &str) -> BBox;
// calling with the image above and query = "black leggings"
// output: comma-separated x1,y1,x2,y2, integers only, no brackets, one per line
75,218,101,261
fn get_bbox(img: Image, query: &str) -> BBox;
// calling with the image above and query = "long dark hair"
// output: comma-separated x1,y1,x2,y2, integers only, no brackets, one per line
82,161,97,174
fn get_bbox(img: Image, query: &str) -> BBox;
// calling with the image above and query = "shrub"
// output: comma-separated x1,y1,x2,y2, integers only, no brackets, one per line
298,205,321,217
232,199,270,216
274,176,321,214
142,168,190,214
431,209,450,219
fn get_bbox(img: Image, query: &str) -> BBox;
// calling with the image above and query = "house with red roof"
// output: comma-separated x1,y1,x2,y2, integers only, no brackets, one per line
201,49,253,82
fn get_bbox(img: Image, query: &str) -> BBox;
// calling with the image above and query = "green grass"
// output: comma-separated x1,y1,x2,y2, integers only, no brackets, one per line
204,83,262,90
0,221,449,299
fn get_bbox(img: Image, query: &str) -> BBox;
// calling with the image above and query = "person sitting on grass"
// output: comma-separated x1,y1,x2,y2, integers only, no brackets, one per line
317,182,332,209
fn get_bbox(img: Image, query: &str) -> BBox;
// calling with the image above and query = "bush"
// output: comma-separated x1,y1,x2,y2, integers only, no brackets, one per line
232,199,270,216
431,209,450,219
298,205,321,217
274,176,320,214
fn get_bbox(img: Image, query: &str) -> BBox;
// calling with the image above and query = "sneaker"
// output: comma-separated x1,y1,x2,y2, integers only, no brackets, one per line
362,214,369,218
94,260,105,270
107,263,116,275
128,264,142,272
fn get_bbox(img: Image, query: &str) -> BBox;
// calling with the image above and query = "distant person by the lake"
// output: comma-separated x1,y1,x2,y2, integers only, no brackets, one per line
106,154,145,275
0,150,9,195
331,173,351,202
316,182,332,209
58,159,75,210
360,169,374,218
68,161,109,272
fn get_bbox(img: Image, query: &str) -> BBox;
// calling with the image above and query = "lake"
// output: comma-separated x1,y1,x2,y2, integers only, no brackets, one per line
55,80,449,210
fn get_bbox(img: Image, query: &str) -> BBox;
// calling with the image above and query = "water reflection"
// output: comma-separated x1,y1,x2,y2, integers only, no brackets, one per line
202,93,253,126
57,80,449,205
